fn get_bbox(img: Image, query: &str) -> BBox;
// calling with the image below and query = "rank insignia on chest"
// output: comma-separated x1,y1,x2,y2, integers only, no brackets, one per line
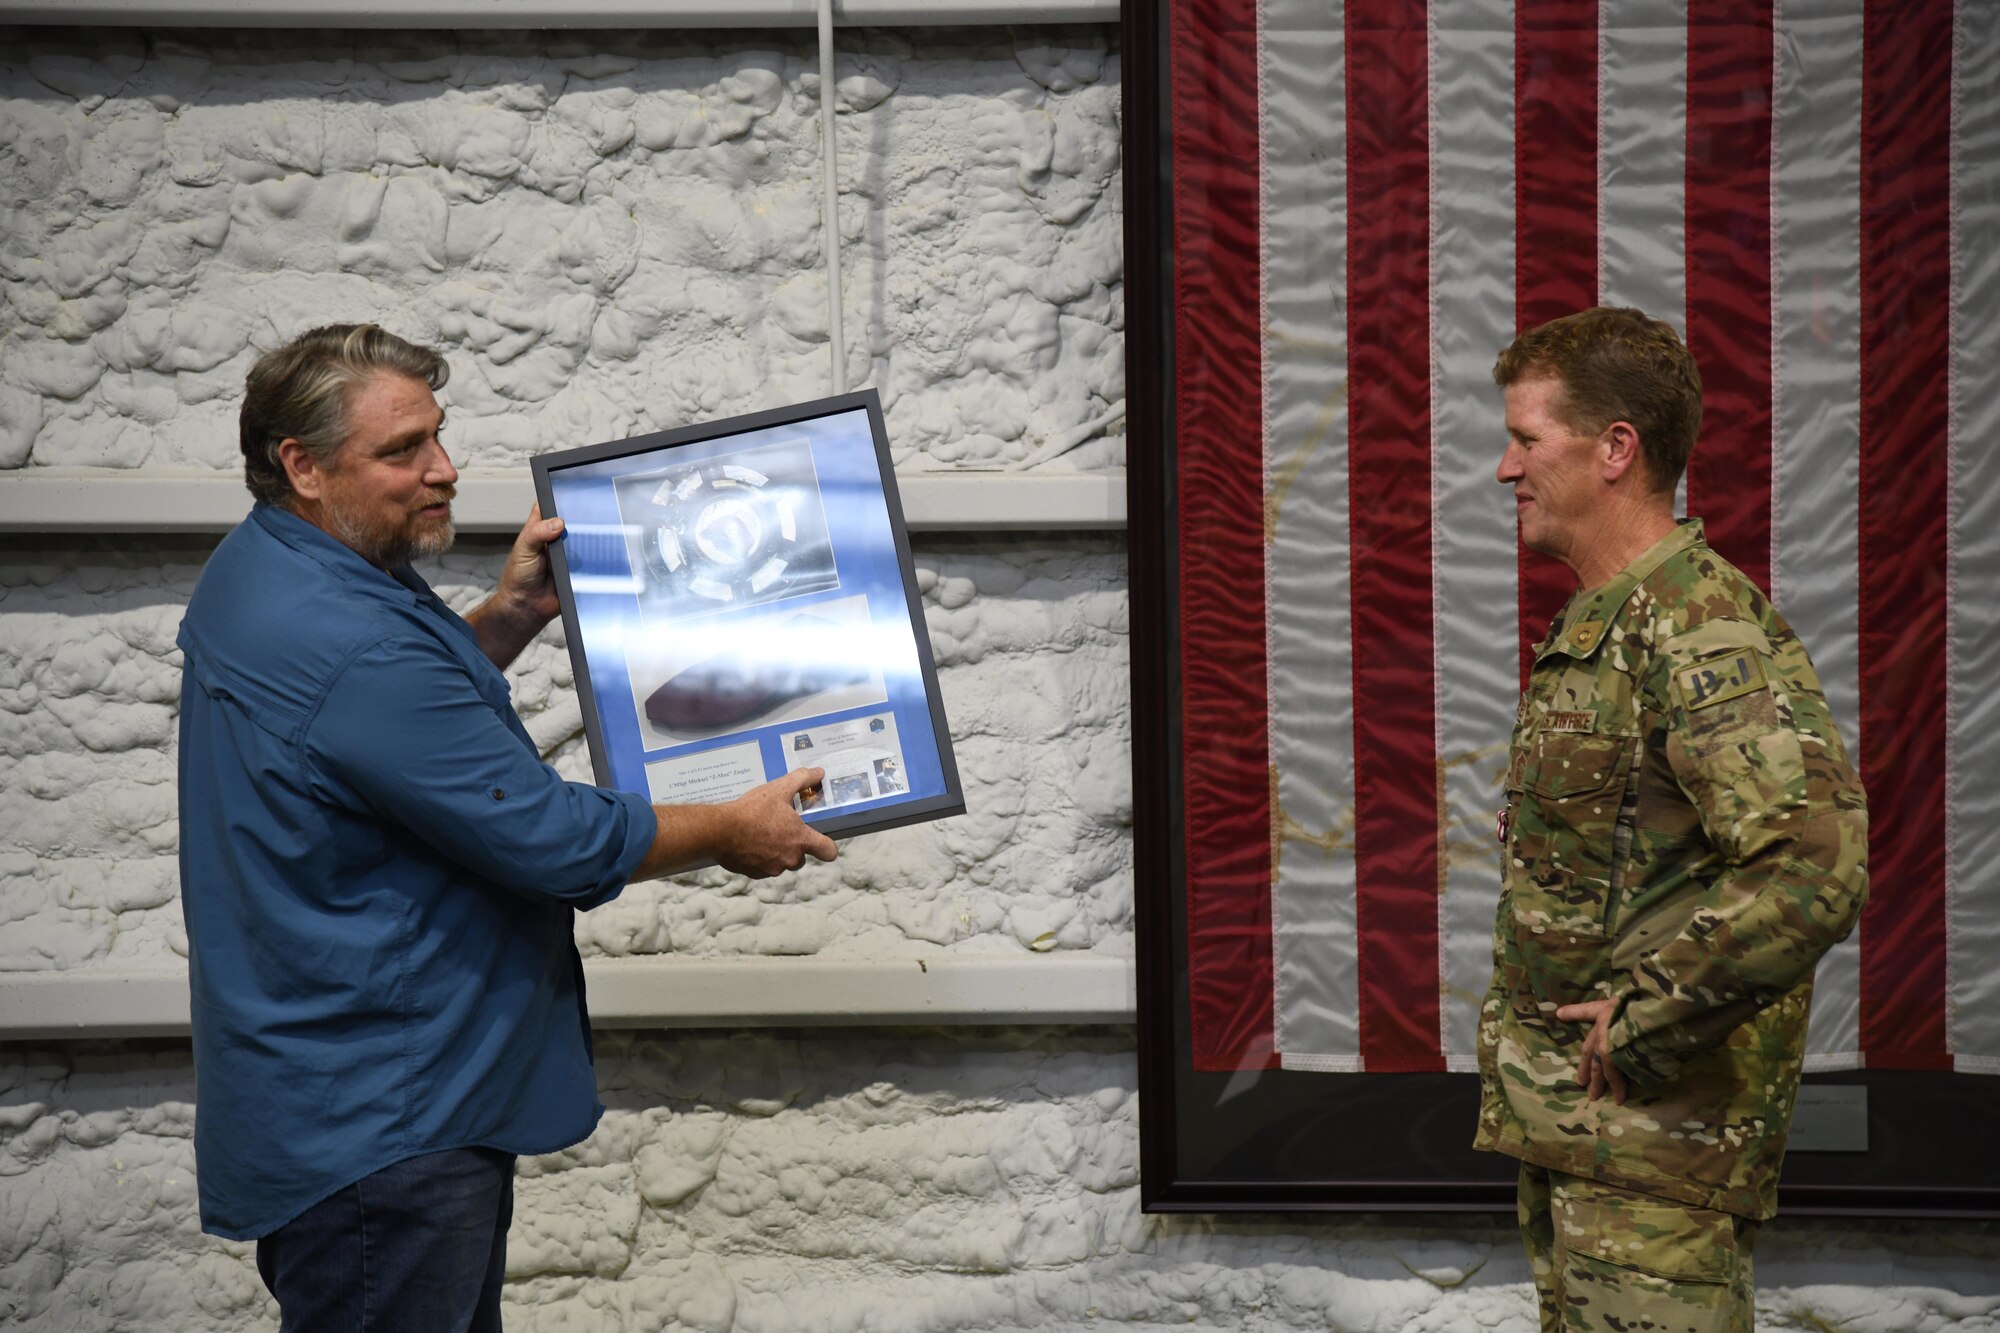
1542,711,1596,733
1676,650,1768,711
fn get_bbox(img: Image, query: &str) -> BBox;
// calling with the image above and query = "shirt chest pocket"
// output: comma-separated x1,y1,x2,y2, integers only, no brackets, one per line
1505,731,1635,1007
414,613,516,717
1520,732,1633,882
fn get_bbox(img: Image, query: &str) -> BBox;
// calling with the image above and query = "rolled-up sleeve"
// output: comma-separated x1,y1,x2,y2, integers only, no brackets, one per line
304,635,655,908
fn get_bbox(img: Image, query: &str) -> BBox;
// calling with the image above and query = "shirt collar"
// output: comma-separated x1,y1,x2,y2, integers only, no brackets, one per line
249,502,428,605
1537,518,1704,661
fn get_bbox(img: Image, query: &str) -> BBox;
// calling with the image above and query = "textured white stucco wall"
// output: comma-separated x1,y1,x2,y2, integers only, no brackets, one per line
0,26,1123,473
0,536,1132,972
6,1032,2000,1331
3,24,1998,1333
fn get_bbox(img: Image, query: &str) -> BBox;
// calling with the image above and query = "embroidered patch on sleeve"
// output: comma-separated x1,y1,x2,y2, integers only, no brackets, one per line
1675,649,1769,712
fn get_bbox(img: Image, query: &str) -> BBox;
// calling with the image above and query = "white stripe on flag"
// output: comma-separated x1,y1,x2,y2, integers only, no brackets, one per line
1599,0,1693,519
1768,0,1866,1069
1431,0,1521,1070
1265,0,1362,1070
1950,0,2000,1072
1598,0,1688,324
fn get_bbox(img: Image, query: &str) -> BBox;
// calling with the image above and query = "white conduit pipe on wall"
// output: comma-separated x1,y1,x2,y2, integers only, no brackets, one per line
820,0,847,395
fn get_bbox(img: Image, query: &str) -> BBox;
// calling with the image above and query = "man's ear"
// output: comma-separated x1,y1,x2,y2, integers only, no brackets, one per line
1599,421,1645,485
278,439,325,503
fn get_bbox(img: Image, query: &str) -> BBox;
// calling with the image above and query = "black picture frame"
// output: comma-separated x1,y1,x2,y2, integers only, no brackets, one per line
532,388,964,853
1123,0,2000,1218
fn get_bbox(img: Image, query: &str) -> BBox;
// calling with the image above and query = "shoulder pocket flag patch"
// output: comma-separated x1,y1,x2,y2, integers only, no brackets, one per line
1676,650,1768,711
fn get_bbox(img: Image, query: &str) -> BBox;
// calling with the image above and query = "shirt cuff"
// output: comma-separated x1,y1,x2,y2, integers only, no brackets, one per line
600,784,656,896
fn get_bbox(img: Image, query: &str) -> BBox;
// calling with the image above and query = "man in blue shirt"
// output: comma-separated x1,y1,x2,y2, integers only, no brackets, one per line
177,324,837,1332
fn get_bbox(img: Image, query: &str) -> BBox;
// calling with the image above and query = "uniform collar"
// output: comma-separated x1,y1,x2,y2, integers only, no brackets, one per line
1536,519,1704,662
249,502,429,606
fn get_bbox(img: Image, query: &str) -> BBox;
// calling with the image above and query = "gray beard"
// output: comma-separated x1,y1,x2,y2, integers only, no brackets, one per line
328,506,455,569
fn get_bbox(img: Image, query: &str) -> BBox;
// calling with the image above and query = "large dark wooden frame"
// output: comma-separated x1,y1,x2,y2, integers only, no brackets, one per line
1123,0,2000,1217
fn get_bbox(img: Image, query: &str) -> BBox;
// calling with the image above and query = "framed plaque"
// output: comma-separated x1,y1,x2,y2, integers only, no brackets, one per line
532,389,963,850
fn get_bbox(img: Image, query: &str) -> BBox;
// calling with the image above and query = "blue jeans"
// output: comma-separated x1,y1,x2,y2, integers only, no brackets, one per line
255,1147,516,1333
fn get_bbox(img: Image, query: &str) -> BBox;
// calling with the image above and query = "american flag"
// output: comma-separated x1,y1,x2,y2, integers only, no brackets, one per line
1172,0,1999,1075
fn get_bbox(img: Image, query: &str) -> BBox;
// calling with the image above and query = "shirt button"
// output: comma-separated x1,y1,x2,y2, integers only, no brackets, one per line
491,787,506,801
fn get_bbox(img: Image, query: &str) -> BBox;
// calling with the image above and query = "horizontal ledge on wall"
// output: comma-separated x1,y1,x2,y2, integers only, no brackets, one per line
585,953,1136,1028
0,468,1127,534
0,954,1137,1040
0,0,1117,25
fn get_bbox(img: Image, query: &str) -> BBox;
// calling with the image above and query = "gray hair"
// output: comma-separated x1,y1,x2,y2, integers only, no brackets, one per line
239,324,449,507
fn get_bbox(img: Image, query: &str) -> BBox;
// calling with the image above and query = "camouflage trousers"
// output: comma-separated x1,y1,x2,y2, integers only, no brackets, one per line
1518,1163,1759,1333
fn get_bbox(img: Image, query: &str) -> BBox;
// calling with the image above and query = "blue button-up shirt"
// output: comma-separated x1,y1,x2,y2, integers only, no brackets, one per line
176,504,655,1240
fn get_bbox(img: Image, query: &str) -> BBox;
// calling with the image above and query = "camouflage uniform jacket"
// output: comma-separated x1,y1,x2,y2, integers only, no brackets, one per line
1474,520,1868,1220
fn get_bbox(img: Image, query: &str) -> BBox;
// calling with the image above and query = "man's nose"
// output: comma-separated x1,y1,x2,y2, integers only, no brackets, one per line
1495,442,1523,484
424,439,459,486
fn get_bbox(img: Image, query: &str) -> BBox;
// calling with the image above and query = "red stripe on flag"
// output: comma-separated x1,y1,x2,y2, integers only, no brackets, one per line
1857,0,1953,1070
1172,0,1275,1073
1514,0,1599,680
1346,0,1442,1072
1683,1,1774,593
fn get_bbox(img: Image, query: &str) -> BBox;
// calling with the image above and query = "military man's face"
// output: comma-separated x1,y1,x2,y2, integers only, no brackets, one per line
314,373,458,568
1496,373,1606,570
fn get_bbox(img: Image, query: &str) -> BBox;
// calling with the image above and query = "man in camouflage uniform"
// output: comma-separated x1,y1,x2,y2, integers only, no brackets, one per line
1474,307,1869,1333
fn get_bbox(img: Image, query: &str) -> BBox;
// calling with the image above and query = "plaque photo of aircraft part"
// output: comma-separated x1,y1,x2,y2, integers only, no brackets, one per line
533,389,964,856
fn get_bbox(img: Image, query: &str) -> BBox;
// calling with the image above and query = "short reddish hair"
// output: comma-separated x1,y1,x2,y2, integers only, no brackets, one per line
1493,307,1702,493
